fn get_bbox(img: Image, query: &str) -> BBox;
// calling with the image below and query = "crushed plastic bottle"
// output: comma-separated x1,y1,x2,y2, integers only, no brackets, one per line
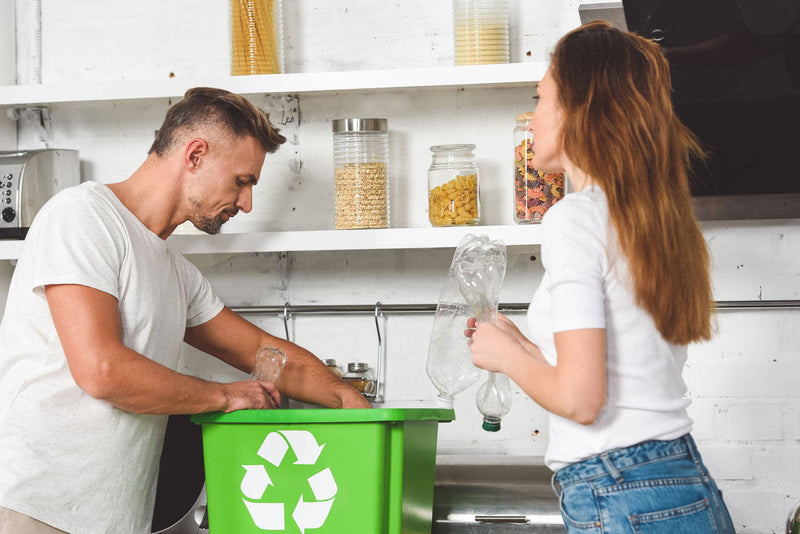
250,345,288,383
452,234,512,432
426,234,509,420
426,234,503,408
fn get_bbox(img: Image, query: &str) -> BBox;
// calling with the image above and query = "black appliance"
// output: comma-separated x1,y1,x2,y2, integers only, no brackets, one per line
620,0,800,220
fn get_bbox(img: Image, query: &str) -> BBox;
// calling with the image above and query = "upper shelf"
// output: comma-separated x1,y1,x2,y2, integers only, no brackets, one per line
0,62,548,107
0,224,541,260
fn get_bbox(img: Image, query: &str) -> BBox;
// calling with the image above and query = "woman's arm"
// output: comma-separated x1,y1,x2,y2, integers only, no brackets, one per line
469,321,606,425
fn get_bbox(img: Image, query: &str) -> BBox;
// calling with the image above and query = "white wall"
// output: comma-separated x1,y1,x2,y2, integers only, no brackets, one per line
5,1,800,532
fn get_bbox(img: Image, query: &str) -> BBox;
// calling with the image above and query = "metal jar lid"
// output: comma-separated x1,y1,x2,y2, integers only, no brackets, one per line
332,118,388,133
347,362,370,373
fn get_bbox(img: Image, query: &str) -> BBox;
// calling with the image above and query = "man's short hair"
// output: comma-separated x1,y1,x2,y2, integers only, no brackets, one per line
149,87,287,156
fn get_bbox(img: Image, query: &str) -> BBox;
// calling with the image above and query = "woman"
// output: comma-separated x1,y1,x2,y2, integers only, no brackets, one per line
467,21,735,533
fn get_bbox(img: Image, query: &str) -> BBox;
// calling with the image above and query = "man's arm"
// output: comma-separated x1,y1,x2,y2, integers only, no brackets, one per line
183,307,371,409
46,284,281,414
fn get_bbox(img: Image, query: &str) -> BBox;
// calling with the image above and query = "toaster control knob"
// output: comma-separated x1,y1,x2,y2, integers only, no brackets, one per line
2,207,15,223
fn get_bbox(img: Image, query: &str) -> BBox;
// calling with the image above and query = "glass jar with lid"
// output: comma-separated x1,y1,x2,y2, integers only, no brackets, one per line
332,118,389,230
342,362,376,396
453,0,509,66
513,113,565,223
428,144,480,227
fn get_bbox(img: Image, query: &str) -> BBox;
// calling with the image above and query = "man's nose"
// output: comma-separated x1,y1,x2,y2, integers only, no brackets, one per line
237,187,253,213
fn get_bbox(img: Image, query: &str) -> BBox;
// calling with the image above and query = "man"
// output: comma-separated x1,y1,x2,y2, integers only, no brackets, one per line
0,87,369,534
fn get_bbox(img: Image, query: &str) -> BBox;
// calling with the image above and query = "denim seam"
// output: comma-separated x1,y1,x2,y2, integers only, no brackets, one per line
628,497,711,526
595,476,709,495
559,450,692,488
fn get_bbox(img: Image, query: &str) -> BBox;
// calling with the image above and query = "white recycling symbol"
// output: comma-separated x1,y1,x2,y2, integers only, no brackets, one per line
241,430,337,533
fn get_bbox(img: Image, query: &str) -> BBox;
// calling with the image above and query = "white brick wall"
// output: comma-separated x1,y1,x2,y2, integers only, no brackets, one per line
3,0,799,531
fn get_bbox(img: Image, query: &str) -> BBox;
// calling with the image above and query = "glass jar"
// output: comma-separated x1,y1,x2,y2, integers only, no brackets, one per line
230,0,284,75
343,362,376,396
428,144,480,227
332,118,389,230
322,358,343,378
453,0,509,66
513,113,565,223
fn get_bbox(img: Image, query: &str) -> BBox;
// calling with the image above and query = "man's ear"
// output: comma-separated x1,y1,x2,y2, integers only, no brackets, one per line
184,138,208,170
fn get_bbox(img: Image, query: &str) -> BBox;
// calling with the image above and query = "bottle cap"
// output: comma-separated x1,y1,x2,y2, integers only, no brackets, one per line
347,362,370,373
322,358,338,366
482,419,501,432
435,395,455,409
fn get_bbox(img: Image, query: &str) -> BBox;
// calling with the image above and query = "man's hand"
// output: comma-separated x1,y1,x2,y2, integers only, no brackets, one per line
220,380,281,412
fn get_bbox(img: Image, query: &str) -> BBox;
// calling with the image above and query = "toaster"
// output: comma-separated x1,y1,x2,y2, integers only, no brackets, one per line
0,149,81,239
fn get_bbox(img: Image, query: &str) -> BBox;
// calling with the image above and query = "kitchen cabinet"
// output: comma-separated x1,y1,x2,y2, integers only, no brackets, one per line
0,61,548,260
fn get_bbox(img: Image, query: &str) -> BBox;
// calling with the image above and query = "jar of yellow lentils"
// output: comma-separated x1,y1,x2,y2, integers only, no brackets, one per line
427,144,480,226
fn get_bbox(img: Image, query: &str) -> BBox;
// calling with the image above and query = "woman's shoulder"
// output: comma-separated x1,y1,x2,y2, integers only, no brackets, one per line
542,185,608,229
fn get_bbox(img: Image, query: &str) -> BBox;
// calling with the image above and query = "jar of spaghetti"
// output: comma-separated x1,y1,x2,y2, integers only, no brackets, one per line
428,144,480,227
513,113,565,223
230,0,284,75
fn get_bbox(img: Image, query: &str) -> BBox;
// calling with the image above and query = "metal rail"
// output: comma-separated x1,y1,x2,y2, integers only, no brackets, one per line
230,300,800,316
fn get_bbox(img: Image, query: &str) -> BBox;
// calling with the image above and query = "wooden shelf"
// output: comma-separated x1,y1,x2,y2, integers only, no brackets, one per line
0,62,547,106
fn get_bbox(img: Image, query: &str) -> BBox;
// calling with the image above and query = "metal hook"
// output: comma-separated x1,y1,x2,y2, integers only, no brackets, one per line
374,302,385,403
282,302,291,341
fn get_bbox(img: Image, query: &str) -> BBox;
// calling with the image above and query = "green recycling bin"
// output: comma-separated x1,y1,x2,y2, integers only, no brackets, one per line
191,408,454,534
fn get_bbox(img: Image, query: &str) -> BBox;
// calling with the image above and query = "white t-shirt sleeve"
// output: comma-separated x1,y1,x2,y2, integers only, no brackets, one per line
26,190,126,299
540,195,607,332
174,253,224,328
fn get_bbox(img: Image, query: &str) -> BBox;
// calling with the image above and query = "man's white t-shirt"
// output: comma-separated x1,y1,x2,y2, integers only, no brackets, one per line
0,182,224,534
527,185,693,471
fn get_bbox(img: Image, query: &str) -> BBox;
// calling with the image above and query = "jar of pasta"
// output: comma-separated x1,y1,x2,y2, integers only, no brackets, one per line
332,118,389,230
428,144,480,227
513,113,565,223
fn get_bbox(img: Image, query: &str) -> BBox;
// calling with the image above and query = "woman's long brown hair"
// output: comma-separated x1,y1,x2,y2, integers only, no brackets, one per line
550,21,713,344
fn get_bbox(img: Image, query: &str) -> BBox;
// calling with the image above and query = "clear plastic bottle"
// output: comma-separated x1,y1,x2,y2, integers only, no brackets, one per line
426,342,482,409
513,113,566,223
476,372,512,431
332,118,389,230
428,144,480,227
453,0,509,66
343,362,376,396
249,345,287,382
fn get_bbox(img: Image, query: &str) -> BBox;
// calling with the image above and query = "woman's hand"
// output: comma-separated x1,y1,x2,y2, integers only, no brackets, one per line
469,320,528,374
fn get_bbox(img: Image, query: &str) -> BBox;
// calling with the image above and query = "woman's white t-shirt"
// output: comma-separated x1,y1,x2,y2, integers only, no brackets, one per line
0,182,224,534
527,185,693,471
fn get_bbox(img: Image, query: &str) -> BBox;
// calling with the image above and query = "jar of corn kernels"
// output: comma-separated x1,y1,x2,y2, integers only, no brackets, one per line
332,118,389,230
427,144,480,227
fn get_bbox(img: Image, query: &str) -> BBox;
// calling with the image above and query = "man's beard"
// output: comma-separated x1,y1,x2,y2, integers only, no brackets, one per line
189,198,232,235
192,212,225,235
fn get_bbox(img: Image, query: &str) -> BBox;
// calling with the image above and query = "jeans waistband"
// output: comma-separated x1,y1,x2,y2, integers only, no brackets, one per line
554,434,702,487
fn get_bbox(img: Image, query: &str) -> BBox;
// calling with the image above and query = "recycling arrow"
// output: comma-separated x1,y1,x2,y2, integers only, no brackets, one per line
241,464,273,500
242,429,338,532
292,496,334,534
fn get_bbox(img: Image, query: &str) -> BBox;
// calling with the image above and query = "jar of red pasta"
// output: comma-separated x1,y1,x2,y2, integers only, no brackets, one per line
513,113,565,223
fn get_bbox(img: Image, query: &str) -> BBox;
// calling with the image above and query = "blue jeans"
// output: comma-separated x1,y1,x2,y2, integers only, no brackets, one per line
552,434,735,533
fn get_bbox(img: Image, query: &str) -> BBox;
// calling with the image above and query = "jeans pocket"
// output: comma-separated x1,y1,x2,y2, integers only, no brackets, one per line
629,498,716,534
560,482,602,531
